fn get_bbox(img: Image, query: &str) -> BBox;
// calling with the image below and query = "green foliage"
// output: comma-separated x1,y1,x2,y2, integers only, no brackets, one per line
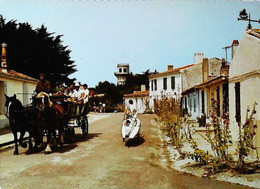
93,70,156,107
0,15,76,86
197,114,206,127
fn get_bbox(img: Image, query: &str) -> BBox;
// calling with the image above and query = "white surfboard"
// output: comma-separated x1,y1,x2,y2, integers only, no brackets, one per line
129,126,140,139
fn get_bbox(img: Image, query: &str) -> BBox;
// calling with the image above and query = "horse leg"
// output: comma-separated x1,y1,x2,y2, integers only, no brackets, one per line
12,129,19,155
52,130,57,148
59,128,64,147
28,132,33,150
18,130,27,148
45,131,52,154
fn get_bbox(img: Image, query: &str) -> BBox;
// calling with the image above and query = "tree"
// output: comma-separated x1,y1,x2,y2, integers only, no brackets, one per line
0,15,77,87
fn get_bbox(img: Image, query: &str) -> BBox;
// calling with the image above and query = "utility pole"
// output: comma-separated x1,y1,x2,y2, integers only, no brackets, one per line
222,45,232,62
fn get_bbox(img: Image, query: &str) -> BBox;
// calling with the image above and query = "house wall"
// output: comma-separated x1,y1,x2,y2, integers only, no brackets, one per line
229,31,260,158
124,96,148,114
149,73,181,111
0,77,37,128
182,63,202,91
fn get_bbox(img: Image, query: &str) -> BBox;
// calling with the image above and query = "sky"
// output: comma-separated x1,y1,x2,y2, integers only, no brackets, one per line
0,0,260,87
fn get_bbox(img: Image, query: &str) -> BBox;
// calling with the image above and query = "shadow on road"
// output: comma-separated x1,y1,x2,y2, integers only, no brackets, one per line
24,133,102,155
75,132,103,143
125,136,145,147
25,143,78,155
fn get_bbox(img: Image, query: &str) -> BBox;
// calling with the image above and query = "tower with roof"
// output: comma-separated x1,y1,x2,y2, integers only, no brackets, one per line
114,63,131,85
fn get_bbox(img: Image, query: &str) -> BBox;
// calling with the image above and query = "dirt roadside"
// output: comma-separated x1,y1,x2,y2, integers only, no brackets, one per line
0,113,255,189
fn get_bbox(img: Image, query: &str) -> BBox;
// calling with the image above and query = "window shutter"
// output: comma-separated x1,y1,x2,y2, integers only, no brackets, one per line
235,82,241,123
171,76,175,90
163,78,167,90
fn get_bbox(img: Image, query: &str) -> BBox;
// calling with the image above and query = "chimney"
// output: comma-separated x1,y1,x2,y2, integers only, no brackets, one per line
231,40,239,59
168,65,174,70
220,58,229,75
194,52,205,64
1,43,7,73
141,84,146,91
202,58,209,82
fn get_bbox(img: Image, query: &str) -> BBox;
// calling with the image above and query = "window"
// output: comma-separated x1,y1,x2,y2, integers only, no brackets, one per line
235,82,241,123
194,95,196,112
201,90,205,114
123,68,127,73
216,86,220,116
223,83,229,115
163,77,167,90
119,68,122,73
151,80,154,91
154,79,157,91
171,76,175,90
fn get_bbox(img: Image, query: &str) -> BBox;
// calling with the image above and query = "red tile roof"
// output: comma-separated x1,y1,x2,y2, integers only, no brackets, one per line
149,64,194,79
0,69,38,83
247,29,260,39
124,90,149,97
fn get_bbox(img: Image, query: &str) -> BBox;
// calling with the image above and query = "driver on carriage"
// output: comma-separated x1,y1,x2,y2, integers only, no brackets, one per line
35,73,51,94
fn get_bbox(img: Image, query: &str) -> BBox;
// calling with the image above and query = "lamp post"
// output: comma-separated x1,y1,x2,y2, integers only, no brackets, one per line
238,9,260,30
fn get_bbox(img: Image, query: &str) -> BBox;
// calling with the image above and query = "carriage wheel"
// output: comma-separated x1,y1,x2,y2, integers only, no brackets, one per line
81,116,89,138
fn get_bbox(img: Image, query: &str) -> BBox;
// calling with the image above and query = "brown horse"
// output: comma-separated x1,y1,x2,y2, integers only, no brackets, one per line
5,94,39,155
36,92,66,153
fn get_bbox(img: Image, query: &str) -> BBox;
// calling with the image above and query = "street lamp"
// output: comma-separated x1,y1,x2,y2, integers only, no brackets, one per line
238,9,260,30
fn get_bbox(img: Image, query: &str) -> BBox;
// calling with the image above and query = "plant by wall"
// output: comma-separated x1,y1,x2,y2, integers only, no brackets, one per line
154,97,183,150
236,102,259,173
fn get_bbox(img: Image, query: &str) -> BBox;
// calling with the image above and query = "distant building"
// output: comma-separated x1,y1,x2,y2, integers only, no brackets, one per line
149,64,194,111
0,43,38,128
124,85,149,113
181,57,225,120
114,64,131,85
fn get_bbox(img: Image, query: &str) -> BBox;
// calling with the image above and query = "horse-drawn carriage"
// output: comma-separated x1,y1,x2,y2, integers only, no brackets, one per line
5,92,89,154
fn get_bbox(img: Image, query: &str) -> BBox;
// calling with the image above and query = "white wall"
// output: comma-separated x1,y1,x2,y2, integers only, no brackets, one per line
124,96,148,114
149,72,181,110
229,31,260,157
0,78,37,128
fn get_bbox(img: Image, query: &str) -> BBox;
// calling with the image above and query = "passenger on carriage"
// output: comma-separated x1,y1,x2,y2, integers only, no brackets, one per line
35,73,51,94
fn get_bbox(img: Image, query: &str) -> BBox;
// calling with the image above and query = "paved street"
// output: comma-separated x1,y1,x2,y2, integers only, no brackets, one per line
0,113,255,189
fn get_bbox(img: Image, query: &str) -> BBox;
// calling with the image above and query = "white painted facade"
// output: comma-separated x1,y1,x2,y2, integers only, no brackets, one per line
124,90,149,114
149,65,194,111
228,30,260,157
0,70,37,128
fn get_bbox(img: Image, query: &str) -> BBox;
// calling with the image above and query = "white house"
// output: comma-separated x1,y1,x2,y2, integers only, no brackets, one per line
124,85,149,114
228,29,260,158
149,64,194,111
0,43,38,128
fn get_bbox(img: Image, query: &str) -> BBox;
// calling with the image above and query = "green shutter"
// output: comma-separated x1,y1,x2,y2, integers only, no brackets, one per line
163,78,167,90
171,76,175,90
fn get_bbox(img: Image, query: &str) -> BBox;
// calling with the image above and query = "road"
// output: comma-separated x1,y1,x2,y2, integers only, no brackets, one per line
0,113,255,189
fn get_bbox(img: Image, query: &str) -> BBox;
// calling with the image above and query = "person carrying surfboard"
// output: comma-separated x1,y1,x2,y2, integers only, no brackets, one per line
124,99,136,120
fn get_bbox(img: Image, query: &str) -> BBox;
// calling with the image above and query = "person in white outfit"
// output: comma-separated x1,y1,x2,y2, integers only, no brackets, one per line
80,84,90,114
124,100,136,120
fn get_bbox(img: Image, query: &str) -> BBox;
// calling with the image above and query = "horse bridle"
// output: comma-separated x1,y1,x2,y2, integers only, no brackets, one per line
5,101,12,119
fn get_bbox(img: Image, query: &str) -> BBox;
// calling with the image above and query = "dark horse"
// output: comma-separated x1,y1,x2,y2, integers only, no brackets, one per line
35,92,66,153
5,94,39,155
